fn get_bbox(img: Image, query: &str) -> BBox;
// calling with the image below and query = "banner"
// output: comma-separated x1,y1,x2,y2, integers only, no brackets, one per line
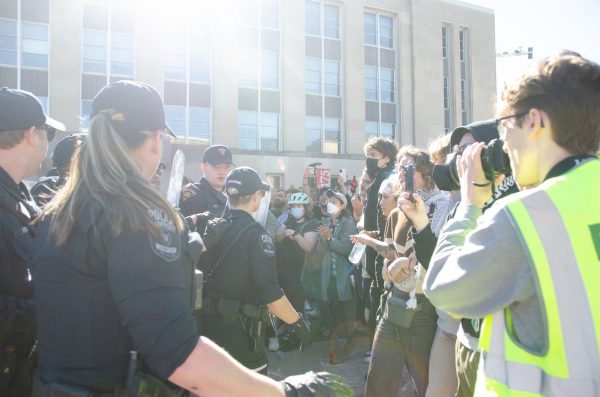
315,168,330,190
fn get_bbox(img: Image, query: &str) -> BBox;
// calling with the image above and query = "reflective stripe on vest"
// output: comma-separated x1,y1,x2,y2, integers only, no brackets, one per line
476,160,600,397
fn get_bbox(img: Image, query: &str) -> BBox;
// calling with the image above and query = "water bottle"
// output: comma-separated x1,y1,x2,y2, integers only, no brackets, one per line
348,242,366,264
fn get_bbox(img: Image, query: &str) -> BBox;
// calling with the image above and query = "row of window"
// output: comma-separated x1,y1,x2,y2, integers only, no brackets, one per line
0,18,49,69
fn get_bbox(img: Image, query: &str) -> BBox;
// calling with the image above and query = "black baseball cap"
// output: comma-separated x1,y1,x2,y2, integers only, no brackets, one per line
90,80,176,138
449,119,499,148
203,144,234,166
225,166,270,197
52,133,85,168
0,87,65,133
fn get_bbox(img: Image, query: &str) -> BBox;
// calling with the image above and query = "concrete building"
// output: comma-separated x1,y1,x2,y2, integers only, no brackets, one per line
0,0,496,189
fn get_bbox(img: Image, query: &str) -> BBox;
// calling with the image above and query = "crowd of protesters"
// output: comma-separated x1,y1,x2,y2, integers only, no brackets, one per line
1,50,599,397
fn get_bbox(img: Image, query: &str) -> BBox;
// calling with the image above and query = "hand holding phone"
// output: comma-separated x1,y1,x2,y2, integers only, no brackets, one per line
405,164,415,203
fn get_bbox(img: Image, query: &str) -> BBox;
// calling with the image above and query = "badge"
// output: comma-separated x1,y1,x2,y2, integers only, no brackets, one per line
147,208,181,262
260,232,276,257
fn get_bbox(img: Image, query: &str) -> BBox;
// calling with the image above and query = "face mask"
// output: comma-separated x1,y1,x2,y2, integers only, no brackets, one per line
290,207,305,219
365,157,380,176
326,202,339,216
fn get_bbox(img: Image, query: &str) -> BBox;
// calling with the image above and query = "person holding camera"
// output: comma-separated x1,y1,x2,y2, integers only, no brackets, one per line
424,52,600,396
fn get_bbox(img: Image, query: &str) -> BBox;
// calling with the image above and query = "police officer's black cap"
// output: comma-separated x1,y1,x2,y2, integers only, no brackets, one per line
225,166,270,197
0,87,65,133
203,144,234,166
90,81,176,139
449,119,499,148
52,133,85,168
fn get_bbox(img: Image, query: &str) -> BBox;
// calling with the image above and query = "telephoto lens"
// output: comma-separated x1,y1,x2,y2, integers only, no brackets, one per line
432,139,511,191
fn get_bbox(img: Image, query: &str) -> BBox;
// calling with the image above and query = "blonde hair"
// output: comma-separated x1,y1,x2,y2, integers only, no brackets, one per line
42,110,184,245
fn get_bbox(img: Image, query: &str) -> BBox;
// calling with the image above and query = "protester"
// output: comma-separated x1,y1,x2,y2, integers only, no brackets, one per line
316,190,358,364
362,137,399,337
424,52,600,396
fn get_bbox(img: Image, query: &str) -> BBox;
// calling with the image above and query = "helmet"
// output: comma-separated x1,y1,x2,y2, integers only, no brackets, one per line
288,192,310,205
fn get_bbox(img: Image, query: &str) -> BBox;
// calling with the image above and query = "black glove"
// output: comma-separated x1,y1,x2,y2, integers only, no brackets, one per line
290,313,311,351
201,217,231,251
281,371,353,397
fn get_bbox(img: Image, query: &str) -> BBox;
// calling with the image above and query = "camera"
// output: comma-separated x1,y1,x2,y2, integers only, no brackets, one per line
432,139,511,191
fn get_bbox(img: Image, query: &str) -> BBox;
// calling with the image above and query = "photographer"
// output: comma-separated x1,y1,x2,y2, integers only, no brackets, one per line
423,52,600,396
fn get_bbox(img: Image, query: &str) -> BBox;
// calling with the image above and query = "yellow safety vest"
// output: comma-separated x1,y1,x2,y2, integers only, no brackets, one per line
476,159,600,396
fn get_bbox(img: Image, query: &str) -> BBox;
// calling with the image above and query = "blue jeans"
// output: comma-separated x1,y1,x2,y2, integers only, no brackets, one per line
365,292,437,397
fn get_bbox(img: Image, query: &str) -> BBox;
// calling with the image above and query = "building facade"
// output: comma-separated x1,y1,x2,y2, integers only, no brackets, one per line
0,0,496,188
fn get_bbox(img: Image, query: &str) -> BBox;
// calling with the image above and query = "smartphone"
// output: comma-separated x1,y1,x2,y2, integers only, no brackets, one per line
339,168,347,181
405,164,415,203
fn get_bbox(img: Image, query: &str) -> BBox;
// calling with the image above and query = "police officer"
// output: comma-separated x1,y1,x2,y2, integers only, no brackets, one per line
179,144,233,222
0,87,65,396
200,167,311,374
31,133,84,207
32,81,351,397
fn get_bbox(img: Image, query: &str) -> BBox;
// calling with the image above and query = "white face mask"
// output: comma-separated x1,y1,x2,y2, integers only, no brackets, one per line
326,202,339,216
290,207,305,219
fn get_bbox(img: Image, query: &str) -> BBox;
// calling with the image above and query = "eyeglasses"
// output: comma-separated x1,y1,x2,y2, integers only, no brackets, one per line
495,111,528,133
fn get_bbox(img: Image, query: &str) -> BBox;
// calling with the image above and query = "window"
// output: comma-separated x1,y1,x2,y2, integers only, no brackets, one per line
260,112,279,150
379,15,393,48
261,0,279,29
380,123,394,139
81,99,93,129
165,106,186,137
324,59,339,96
305,57,321,93
459,29,471,125
21,22,48,69
365,65,377,100
239,49,259,88
305,116,321,152
164,38,186,81
323,4,339,39
189,107,210,142
190,39,210,83
110,32,133,76
364,12,376,46
365,121,378,138
442,25,453,132
261,50,279,89
83,30,107,73
239,111,258,150
363,11,396,138
380,68,394,102
305,1,320,36
324,117,340,154
0,19,17,66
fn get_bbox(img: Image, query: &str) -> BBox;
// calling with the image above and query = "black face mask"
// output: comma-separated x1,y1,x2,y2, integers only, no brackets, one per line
366,157,380,176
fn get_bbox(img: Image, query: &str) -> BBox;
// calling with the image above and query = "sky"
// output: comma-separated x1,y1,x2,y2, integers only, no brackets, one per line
461,0,600,63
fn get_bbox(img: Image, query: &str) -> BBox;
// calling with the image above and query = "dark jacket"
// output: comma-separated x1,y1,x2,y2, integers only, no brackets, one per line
179,177,227,220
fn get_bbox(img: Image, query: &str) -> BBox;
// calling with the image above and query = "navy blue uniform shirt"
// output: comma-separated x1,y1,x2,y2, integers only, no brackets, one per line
32,201,198,392
0,166,39,299
179,177,227,219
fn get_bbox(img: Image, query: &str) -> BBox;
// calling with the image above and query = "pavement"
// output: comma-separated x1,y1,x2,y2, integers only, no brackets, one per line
267,334,415,397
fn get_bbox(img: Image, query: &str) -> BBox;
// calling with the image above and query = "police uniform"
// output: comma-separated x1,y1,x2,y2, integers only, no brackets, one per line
30,175,63,207
179,176,227,219
33,201,200,393
200,209,282,372
0,167,39,300
0,88,65,396
179,145,233,220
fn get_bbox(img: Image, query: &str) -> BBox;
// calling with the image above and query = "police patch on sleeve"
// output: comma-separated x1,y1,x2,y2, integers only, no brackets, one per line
147,208,181,262
260,232,276,257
